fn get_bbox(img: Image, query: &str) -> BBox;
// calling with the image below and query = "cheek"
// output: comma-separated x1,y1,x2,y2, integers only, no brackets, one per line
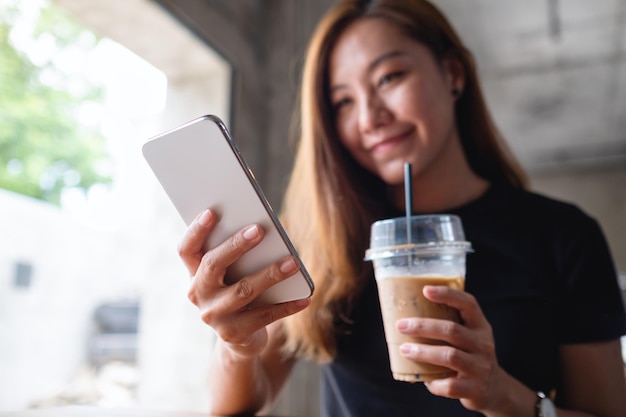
336,121,374,171
391,72,449,113
390,84,431,118
396,86,453,137
335,113,360,152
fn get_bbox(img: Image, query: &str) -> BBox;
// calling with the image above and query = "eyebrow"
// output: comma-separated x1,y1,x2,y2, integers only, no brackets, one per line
368,50,406,73
330,50,407,93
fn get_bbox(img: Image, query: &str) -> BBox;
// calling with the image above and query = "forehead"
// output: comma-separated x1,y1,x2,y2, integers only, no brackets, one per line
329,17,424,81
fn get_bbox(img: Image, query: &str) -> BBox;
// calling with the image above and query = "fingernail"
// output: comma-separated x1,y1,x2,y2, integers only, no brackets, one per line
198,209,212,226
294,298,310,308
424,285,444,294
399,344,413,355
243,225,259,240
397,319,410,331
280,258,297,274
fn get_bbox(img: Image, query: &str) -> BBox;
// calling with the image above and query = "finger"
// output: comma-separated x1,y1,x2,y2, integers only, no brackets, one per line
400,342,494,380
422,285,486,328
216,297,311,346
399,343,472,374
424,376,489,404
397,317,475,351
178,209,217,275
208,255,301,312
195,223,264,290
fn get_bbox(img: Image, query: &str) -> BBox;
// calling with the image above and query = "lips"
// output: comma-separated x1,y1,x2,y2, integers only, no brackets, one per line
367,127,414,154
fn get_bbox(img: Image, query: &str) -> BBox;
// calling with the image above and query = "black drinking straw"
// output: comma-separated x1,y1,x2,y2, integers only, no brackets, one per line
404,162,413,244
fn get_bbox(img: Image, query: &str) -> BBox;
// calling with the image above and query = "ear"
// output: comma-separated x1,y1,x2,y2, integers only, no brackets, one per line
443,55,465,98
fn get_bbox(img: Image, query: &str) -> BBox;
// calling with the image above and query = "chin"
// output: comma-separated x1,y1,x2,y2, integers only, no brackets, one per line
379,174,404,186
374,160,408,185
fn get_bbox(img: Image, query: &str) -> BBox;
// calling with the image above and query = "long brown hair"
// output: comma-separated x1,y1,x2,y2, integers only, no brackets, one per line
281,0,528,363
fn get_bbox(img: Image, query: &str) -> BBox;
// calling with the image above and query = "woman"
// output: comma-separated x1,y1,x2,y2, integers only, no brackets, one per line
179,1,626,416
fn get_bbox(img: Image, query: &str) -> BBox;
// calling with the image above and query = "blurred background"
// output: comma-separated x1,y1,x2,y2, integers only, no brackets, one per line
0,1,624,416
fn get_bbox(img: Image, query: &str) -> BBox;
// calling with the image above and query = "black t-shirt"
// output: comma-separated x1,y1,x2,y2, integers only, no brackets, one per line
320,185,626,417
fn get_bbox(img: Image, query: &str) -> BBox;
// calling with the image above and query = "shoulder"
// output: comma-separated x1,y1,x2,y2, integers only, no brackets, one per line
499,186,597,228
468,185,606,248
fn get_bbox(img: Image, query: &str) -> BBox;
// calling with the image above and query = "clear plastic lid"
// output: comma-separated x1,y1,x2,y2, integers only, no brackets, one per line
364,215,473,260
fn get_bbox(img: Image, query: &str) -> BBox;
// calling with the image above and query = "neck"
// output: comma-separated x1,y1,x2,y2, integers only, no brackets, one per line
399,174,489,213
390,137,490,213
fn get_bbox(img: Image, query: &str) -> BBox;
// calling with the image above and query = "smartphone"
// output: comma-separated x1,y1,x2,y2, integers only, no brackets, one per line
142,115,314,305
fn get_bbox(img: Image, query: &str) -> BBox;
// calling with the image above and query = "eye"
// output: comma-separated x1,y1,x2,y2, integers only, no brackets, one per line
378,71,404,87
332,97,352,112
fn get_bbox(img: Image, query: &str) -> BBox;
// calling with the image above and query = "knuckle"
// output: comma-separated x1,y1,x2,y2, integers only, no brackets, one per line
187,287,199,306
230,232,248,251
412,319,425,331
441,321,459,338
176,241,186,258
439,381,455,398
257,306,278,327
217,325,252,346
465,293,480,310
217,326,239,344
446,381,464,398
199,306,217,327
482,339,496,356
199,253,219,275
255,263,285,290
267,267,284,285
484,323,495,338
233,279,254,300
466,292,478,304
477,356,495,377
442,346,461,366
218,233,251,261
473,380,489,401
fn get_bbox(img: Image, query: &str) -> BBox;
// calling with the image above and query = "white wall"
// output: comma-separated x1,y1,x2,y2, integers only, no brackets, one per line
0,188,146,409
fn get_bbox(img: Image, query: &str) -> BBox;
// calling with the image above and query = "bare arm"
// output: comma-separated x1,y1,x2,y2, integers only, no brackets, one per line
480,340,626,417
399,286,626,417
462,340,626,417
208,321,299,415
555,340,626,417
179,209,310,415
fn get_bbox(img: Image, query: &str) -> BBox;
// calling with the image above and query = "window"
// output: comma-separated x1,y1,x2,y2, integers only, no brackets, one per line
0,0,230,412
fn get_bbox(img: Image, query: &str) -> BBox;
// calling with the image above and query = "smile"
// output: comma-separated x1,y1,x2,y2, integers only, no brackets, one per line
368,128,413,155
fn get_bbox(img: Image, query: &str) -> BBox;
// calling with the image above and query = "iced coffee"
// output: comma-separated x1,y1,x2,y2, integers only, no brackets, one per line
365,215,472,382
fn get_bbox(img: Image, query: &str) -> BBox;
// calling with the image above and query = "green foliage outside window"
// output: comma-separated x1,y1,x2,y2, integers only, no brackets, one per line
0,0,111,205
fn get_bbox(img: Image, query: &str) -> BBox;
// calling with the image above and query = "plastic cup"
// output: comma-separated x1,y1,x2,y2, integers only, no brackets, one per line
364,215,472,383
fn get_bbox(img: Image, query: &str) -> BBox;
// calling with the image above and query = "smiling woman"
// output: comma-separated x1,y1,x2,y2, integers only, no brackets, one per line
176,1,626,417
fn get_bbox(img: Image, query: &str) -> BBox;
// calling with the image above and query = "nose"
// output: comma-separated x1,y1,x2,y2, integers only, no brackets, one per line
358,93,392,133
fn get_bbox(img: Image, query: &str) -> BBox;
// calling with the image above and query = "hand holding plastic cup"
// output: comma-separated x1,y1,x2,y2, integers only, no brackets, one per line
364,214,472,383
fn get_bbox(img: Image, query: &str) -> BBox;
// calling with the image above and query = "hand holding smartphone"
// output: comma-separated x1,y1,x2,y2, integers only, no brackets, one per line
142,115,314,305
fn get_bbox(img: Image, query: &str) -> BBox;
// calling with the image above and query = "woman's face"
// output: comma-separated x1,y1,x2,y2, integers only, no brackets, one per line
329,17,462,185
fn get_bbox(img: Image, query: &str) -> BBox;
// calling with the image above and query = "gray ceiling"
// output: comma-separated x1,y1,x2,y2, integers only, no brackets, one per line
432,0,626,171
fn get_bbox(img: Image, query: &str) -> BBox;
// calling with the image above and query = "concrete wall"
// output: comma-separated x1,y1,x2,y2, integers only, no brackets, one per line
155,0,337,208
